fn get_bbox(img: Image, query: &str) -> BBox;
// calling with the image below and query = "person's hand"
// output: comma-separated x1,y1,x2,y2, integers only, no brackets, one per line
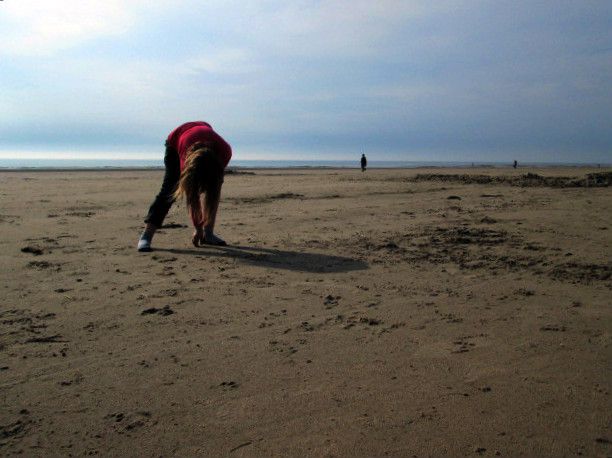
192,228,205,247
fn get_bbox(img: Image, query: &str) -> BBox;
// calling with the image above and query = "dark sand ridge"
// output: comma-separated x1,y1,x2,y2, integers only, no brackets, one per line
410,171,612,188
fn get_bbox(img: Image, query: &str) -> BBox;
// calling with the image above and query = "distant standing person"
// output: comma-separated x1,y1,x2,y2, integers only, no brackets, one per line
513,160,518,169
361,153,367,172
137,121,232,252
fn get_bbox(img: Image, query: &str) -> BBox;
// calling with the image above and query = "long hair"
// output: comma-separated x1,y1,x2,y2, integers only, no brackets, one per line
173,142,223,225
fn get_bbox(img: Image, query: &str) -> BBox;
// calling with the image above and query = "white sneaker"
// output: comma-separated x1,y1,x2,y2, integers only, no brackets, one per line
137,237,152,252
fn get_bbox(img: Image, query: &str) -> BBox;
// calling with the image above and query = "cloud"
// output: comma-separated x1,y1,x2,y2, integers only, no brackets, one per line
184,49,260,76
175,0,460,59
0,0,155,56
1,1,128,56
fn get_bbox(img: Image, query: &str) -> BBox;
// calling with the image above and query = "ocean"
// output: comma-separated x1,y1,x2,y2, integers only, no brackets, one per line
0,158,607,170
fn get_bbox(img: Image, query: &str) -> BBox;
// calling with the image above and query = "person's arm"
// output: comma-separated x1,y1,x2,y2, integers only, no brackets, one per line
190,198,205,247
189,205,204,228
203,180,226,245
204,195,220,232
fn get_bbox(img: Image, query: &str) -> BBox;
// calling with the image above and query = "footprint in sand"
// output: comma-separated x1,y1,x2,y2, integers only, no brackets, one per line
20,246,44,255
27,260,60,271
140,305,174,316
539,325,566,332
219,381,240,390
105,411,153,433
323,295,341,309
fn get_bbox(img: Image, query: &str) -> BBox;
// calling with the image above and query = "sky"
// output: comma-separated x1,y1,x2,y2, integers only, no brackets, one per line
1,0,611,163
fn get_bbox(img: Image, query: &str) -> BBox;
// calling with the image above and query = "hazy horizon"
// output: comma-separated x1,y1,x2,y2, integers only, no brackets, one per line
0,153,609,168
1,1,611,163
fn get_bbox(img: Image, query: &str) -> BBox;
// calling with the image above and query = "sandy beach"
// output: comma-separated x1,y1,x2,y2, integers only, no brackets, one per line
1,166,611,457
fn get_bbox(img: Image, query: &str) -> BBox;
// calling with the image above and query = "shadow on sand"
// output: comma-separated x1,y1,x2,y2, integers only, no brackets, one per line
155,244,368,273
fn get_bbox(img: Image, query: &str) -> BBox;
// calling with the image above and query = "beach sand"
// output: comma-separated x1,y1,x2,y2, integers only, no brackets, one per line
1,167,611,457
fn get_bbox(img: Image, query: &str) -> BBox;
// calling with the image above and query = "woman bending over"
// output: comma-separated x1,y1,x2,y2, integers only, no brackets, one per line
138,121,232,251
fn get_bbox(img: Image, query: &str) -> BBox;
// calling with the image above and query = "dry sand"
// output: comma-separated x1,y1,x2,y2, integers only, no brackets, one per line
1,167,611,457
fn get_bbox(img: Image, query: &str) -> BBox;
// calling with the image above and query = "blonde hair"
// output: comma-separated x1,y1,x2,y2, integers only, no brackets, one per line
173,143,223,225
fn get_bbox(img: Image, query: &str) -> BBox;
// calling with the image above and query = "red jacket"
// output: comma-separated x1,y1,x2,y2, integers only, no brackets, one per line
166,121,232,171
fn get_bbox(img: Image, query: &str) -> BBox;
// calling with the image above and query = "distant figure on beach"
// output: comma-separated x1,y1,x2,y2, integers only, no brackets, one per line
137,121,232,252
361,153,367,172
513,160,518,169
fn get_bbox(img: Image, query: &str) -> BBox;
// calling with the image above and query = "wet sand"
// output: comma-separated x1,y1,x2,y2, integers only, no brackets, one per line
1,167,611,456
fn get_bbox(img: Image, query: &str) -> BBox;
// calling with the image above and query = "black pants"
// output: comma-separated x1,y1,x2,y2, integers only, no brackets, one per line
144,145,180,227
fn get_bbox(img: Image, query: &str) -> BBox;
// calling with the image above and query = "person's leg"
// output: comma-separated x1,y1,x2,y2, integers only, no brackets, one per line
138,146,180,251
